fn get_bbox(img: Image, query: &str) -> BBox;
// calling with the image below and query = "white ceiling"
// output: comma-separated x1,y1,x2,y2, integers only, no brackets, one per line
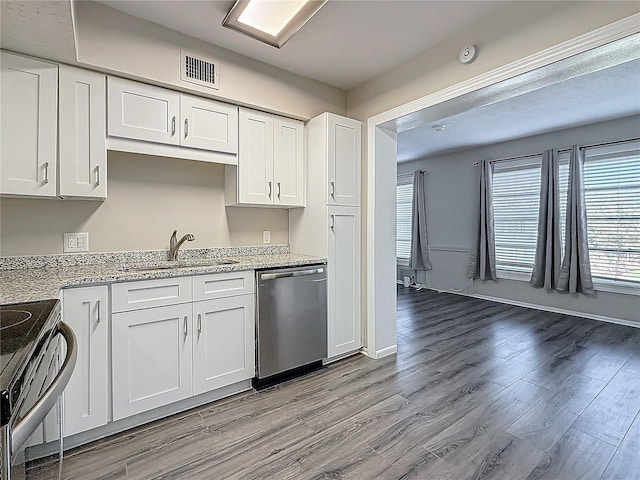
397,58,640,162
96,0,503,90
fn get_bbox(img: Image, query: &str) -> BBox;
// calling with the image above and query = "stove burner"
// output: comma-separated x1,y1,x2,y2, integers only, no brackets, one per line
0,310,33,331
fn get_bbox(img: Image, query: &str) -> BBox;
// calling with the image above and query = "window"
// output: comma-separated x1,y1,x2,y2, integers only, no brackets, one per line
491,140,640,290
583,140,640,285
492,154,569,277
397,173,414,266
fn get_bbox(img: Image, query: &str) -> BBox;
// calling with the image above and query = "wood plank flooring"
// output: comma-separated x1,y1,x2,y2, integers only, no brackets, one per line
28,288,640,479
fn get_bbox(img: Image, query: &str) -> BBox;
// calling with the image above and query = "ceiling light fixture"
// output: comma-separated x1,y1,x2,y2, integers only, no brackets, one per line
222,0,327,48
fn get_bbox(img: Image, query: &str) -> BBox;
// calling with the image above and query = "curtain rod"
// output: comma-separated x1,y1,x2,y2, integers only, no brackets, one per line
472,136,640,166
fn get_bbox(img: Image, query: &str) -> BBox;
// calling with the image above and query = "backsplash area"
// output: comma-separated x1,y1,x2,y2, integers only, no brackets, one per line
0,151,289,256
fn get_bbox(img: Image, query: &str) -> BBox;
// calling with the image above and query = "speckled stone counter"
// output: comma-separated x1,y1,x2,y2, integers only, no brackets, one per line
0,245,326,304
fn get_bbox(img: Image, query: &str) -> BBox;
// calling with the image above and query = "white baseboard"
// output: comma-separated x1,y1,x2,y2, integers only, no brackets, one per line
470,293,640,329
374,345,398,359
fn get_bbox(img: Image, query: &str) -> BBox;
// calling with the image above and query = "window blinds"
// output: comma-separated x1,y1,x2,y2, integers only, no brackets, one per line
583,140,640,284
491,140,639,287
493,157,542,274
397,173,414,266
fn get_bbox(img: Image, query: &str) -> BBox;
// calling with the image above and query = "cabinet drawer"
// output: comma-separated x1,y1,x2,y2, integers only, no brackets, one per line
112,277,192,313
193,271,254,301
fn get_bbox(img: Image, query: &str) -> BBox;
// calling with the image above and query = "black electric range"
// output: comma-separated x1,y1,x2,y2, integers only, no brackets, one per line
0,299,61,427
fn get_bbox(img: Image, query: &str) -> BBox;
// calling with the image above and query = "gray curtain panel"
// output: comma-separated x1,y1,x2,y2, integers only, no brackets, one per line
557,145,595,294
531,150,562,289
409,171,432,270
468,160,497,280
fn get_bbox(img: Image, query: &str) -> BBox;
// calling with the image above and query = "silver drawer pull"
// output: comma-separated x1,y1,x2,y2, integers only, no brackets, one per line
171,116,176,136
330,181,335,197
330,214,335,231
95,165,100,186
96,300,101,324
184,316,188,336
268,181,272,199
277,182,281,199
184,119,189,138
197,313,202,334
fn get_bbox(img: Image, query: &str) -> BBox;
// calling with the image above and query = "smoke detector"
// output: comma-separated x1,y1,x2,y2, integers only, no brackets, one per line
459,45,477,64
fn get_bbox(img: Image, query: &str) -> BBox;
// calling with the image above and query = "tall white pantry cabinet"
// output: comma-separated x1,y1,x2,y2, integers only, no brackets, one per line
290,113,362,359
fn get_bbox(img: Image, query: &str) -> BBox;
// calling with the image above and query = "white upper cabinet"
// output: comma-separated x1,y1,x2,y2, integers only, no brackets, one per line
59,66,107,199
107,76,239,163
228,107,304,208
107,76,180,145
327,113,361,206
237,108,274,205
274,116,304,206
180,94,238,154
1,52,58,197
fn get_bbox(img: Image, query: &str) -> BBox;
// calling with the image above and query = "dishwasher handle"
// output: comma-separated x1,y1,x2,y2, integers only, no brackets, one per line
260,267,324,281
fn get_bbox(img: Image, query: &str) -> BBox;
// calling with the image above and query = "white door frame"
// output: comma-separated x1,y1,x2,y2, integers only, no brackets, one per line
364,13,640,359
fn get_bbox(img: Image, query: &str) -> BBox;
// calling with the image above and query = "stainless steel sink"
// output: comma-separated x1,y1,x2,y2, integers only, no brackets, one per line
121,259,239,272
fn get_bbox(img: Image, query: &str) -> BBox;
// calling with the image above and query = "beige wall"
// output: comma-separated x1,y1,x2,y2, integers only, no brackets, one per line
347,1,640,121
73,2,346,120
0,152,289,256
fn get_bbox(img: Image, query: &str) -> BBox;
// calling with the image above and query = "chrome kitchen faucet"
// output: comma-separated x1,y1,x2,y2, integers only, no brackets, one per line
169,230,195,261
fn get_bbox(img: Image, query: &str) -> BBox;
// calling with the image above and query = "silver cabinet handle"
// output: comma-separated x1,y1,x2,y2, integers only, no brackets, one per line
330,214,335,230
184,119,188,138
268,181,272,199
171,116,176,136
330,181,335,198
183,316,188,336
95,166,100,186
11,322,77,454
96,300,101,324
42,162,49,185
277,182,281,199
197,313,202,334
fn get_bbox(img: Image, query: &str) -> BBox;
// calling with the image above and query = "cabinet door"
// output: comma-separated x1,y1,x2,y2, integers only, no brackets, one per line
192,295,255,395
0,52,57,197
59,67,107,199
237,108,274,205
107,77,180,145
180,94,238,153
62,286,109,436
327,114,361,206
112,304,193,420
327,206,362,358
273,117,304,207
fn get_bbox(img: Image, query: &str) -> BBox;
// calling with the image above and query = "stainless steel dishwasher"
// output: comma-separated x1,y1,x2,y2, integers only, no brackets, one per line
254,264,327,388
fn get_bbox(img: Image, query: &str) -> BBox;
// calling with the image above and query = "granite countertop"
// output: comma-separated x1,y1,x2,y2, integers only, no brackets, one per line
0,247,326,304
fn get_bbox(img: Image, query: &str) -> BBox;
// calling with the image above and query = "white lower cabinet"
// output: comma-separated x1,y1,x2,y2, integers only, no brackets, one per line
110,272,255,422
112,303,193,421
193,295,255,395
62,286,109,436
327,206,362,358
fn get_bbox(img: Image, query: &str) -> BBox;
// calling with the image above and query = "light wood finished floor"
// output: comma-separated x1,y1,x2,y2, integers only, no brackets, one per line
29,288,640,479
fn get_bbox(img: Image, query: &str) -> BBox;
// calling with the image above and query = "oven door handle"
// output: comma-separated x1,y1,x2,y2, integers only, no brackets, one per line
11,322,77,454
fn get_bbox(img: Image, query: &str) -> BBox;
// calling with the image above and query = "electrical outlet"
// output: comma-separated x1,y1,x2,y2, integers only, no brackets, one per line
262,230,271,244
64,233,89,253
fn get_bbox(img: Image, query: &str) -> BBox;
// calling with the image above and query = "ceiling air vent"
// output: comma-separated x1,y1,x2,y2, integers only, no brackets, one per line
180,51,219,90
